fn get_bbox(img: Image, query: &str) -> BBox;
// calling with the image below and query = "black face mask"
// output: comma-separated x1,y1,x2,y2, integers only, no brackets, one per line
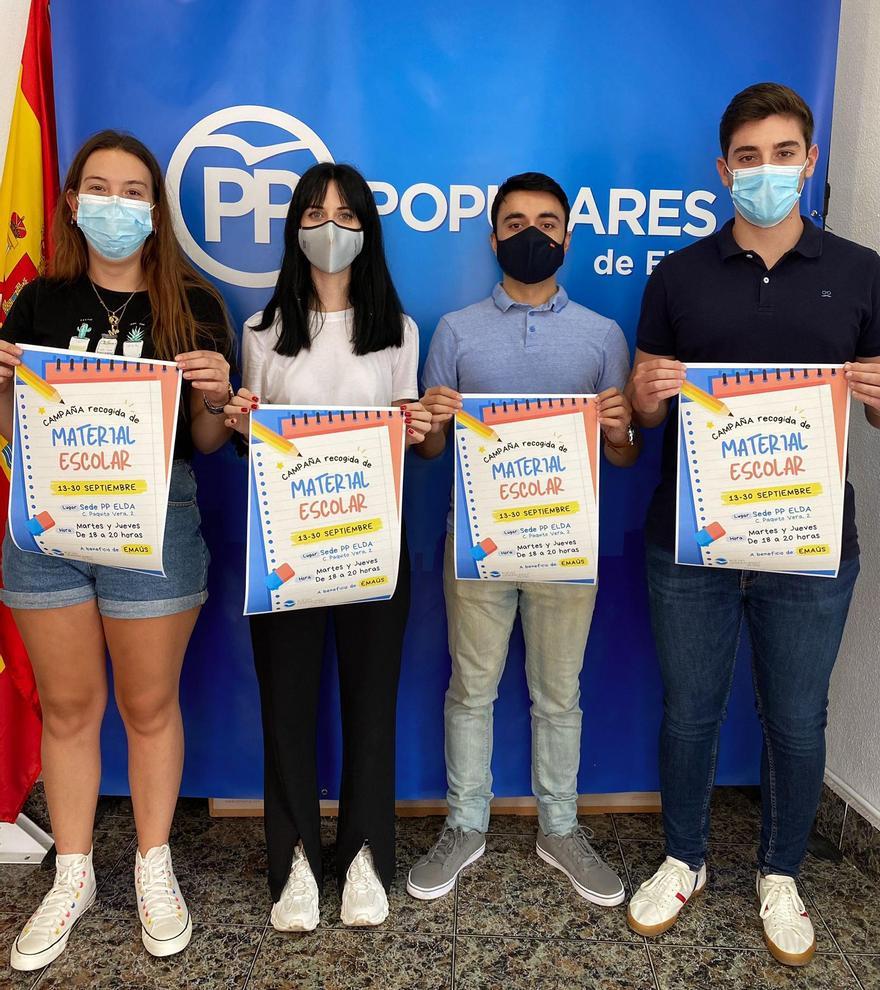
495,225,565,284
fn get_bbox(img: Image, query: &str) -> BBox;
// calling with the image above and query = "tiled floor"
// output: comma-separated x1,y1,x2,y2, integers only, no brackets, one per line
1,787,878,989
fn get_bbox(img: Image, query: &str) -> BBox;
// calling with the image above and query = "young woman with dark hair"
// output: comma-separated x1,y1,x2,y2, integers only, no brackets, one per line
225,162,430,931
1,130,235,970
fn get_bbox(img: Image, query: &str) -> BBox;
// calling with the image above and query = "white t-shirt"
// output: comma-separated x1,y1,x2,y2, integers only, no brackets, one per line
242,308,419,406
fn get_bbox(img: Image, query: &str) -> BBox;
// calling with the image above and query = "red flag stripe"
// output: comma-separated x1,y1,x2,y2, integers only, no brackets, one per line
18,0,59,256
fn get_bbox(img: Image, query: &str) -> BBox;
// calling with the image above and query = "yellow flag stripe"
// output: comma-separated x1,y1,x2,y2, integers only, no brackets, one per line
1,65,45,306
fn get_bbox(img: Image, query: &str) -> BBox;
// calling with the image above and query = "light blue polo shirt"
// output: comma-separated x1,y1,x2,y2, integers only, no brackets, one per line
422,282,630,395
422,281,631,531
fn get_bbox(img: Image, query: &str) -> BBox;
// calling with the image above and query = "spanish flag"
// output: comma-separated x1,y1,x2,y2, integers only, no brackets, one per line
0,0,58,822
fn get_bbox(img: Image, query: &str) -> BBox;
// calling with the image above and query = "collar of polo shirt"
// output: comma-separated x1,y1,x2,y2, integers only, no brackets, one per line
716,217,823,262
491,282,570,314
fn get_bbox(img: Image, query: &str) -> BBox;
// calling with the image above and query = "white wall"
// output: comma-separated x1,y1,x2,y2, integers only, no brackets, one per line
825,0,880,826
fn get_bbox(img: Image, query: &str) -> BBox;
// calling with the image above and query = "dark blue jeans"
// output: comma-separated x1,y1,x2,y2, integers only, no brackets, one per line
645,543,859,878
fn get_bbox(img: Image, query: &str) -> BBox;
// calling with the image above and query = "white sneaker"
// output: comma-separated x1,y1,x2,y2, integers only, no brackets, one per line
270,841,320,932
757,872,816,966
340,845,388,927
135,844,192,957
10,849,96,971
627,856,706,936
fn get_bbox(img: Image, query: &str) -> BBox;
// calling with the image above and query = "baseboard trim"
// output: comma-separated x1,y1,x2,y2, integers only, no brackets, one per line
825,769,880,830
208,791,662,819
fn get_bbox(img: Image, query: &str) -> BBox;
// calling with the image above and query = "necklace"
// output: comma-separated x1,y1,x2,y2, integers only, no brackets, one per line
89,279,138,337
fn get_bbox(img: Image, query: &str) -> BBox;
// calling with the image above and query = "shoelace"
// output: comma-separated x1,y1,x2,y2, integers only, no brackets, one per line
346,849,378,894
637,860,694,909
566,826,600,865
760,877,808,933
138,853,181,924
281,851,314,903
426,827,467,864
24,863,86,937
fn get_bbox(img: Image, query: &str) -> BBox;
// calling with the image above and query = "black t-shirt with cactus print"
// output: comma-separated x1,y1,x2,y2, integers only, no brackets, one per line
1,276,231,460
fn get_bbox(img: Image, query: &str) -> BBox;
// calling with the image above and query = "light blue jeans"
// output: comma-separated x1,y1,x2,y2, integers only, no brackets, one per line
442,535,598,835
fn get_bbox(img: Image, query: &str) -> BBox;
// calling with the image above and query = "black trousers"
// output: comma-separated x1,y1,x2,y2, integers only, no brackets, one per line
250,542,410,900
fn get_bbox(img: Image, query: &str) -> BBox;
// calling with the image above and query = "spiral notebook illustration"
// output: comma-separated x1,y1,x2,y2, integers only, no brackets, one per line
245,405,406,614
675,364,850,577
454,394,599,583
9,345,181,575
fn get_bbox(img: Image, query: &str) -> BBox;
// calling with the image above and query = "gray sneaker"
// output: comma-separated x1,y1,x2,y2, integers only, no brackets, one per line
536,827,626,906
406,826,486,900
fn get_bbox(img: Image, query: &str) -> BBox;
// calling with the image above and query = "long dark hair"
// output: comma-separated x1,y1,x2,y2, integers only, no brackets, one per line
51,129,234,362
254,162,405,356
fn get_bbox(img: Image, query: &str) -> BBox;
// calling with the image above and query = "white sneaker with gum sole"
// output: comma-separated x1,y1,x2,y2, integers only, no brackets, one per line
627,856,706,936
757,872,816,967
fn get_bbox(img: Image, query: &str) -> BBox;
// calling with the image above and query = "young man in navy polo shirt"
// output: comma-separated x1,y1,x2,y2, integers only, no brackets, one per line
626,83,880,967
406,172,638,906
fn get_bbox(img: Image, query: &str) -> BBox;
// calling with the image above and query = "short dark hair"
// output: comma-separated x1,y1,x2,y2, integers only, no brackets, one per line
491,172,570,233
719,82,814,158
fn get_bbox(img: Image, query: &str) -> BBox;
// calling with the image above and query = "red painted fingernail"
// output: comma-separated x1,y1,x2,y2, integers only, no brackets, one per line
252,396,260,401
407,428,415,436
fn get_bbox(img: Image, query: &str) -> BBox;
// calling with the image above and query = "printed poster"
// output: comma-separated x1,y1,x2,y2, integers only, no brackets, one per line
675,364,850,577
9,344,182,575
454,394,600,583
245,405,406,613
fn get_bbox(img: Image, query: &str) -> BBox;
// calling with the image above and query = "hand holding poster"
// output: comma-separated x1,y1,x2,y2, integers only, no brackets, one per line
9,345,182,574
454,394,600,583
675,364,850,576
244,405,406,614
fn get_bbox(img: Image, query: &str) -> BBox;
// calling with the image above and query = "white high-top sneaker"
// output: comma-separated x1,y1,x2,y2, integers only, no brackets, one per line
627,856,707,936
10,849,96,971
340,845,388,927
135,844,192,957
270,841,320,932
757,872,816,967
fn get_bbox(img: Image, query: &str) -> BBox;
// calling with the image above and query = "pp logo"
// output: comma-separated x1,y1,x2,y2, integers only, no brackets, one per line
166,106,334,288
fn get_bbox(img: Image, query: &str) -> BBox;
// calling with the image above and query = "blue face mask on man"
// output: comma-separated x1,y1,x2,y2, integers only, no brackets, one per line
75,193,154,260
726,161,808,229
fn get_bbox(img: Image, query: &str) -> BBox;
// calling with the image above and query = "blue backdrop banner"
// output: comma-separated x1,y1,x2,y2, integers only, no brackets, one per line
49,0,842,800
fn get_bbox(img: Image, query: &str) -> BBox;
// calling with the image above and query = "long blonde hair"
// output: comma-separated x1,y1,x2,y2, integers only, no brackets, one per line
50,129,234,361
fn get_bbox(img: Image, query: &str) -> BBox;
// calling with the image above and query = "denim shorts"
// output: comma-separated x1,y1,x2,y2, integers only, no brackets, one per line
0,460,210,619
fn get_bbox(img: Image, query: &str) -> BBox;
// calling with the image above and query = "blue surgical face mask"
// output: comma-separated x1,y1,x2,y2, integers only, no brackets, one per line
75,193,154,260
726,161,807,229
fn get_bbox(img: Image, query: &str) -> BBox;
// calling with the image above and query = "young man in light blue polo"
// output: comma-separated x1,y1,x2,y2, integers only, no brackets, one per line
407,172,638,905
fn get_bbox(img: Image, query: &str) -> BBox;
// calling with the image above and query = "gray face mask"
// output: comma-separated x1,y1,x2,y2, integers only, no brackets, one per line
298,220,364,274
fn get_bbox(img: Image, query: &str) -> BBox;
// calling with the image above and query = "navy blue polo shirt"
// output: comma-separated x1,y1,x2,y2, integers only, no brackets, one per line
637,217,880,559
